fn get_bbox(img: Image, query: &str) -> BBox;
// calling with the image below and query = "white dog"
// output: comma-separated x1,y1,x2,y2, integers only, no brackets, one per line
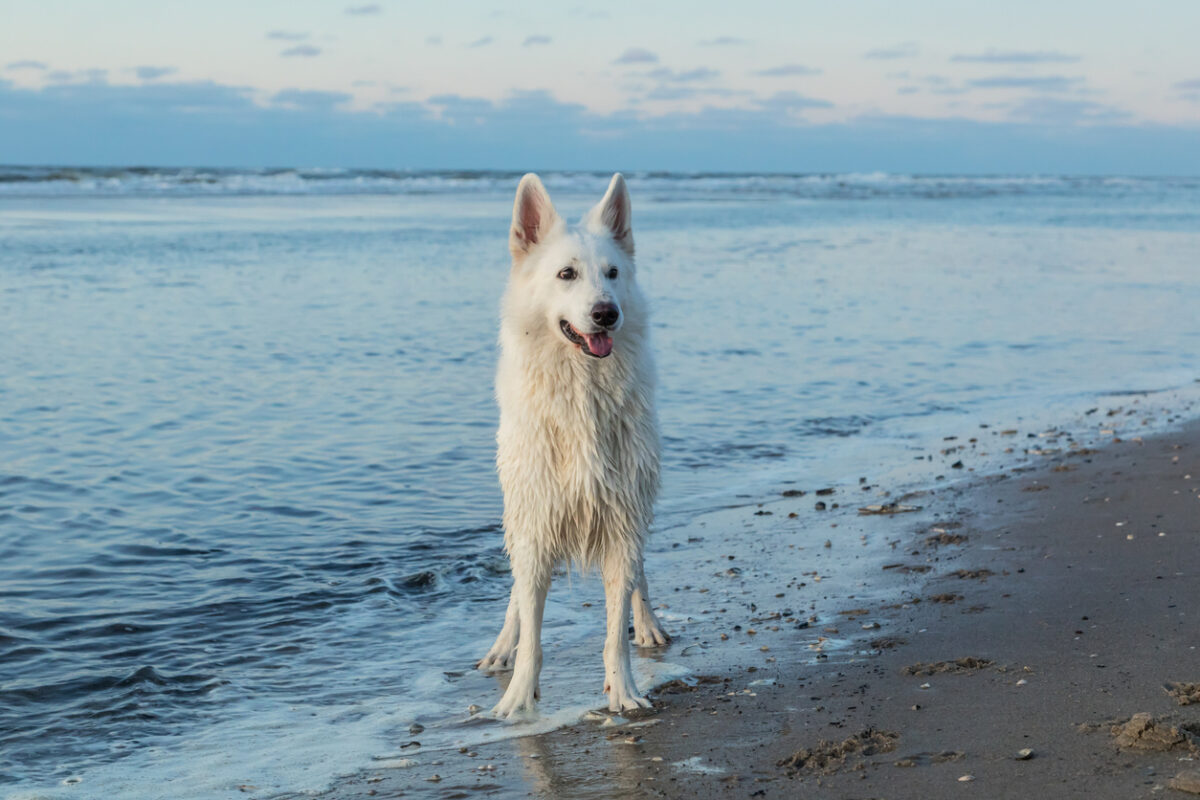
477,173,670,718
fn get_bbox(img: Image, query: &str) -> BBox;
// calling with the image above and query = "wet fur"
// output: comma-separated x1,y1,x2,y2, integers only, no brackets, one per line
478,173,670,717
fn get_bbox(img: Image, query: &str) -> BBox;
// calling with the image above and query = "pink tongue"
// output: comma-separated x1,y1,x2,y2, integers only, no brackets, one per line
582,332,613,357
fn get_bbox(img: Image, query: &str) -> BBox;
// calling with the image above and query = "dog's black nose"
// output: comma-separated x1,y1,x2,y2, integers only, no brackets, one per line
591,303,620,328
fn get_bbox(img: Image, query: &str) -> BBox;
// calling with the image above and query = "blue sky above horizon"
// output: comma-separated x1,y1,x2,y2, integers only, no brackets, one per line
2,0,1199,173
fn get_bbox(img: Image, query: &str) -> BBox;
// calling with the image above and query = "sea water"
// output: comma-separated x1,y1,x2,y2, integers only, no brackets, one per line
2,169,1199,798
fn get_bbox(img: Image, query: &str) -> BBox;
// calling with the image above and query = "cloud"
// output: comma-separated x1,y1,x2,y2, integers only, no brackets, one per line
425,35,442,46
645,67,720,83
266,30,308,41
757,90,834,111
6,60,47,71
754,64,821,77
345,4,381,14
1007,96,1130,124
44,68,108,84
467,36,493,48
951,49,1080,64
1,78,1198,175
134,66,178,80
967,75,1084,91
613,48,658,65
1174,79,1200,91
281,44,322,58
272,89,353,110
864,42,920,60
700,36,745,46
523,35,551,47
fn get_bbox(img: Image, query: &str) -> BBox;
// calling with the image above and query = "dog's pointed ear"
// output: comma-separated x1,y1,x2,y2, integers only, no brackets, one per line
510,173,561,261
587,172,633,257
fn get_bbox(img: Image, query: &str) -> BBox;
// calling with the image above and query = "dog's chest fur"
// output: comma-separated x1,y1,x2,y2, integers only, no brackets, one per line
495,335,659,564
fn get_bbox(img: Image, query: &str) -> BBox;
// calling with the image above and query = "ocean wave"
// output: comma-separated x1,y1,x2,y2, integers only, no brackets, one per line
0,165,1196,200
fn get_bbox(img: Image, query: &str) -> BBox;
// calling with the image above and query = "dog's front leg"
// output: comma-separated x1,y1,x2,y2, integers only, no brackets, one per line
477,584,520,671
631,561,670,647
602,551,651,711
491,558,548,718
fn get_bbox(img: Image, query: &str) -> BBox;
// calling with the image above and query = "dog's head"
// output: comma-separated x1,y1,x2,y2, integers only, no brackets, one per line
506,173,637,359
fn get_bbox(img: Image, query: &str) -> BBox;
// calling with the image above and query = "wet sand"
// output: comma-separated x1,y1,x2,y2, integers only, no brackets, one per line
318,415,1200,799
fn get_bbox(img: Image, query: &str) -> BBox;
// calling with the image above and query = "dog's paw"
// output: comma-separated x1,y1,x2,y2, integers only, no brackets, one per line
492,680,540,719
633,616,671,647
605,680,652,712
476,647,517,672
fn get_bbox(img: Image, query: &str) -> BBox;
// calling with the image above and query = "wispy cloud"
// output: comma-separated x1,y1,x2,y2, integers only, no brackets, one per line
613,47,658,65
1174,78,1200,91
864,42,919,60
45,68,107,84
1008,96,1129,123
134,66,177,80
700,36,745,46
645,67,720,82
345,4,381,15
272,89,352,110
967,75,1084,91
754,63,821,77
266,30,308,41
758,90,834,110
523,35,551,47
952,49,1080,64
467,36,493,48
425,35,442,46
281,44,322,58
6,59,48,71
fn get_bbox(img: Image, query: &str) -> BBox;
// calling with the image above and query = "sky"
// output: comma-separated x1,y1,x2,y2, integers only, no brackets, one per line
1,0,1198,173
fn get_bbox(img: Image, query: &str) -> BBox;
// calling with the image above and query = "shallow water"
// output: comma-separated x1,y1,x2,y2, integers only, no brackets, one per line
1,170,1199,798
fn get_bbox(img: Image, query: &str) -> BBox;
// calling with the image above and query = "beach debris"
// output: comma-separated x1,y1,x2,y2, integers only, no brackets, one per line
814,501,827,511
777,728,898,775
816,487,836,496
408,722,425,734
1110,713,1200,752
425,774,441,782
882,563,931,574
467,704,482,715
656,675,725,694
903,657,993,676
858,503,920,515
781,489,806,497
958,774,975,782
925,532,968,546
1169,770,1200,795
929,593,963,604
1165,682,1200,706
869,636,906,650
1015,748,1034,760
952,568,994,580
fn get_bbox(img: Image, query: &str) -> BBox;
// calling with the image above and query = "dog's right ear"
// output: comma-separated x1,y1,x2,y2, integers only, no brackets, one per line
509,173,561,261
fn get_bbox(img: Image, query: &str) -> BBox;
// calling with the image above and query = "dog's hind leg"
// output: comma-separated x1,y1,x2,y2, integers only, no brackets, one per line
476,584,520,671
491,558,549,718
602,550,652,711
631,561,670,647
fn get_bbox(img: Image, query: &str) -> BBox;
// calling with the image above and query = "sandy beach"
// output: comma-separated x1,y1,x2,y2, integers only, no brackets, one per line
316,404,1200,799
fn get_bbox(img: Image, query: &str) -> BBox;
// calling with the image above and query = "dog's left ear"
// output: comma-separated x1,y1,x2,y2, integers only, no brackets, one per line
587,173,634,257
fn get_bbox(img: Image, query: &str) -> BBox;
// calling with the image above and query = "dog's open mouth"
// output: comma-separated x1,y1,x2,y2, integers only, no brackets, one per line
560,320,613,358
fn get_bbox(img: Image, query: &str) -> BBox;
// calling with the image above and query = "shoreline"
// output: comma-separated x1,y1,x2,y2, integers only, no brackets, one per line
310,394,1200,799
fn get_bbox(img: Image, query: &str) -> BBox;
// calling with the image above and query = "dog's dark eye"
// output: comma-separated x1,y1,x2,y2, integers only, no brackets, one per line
606,267,619,279
557,267,577,280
